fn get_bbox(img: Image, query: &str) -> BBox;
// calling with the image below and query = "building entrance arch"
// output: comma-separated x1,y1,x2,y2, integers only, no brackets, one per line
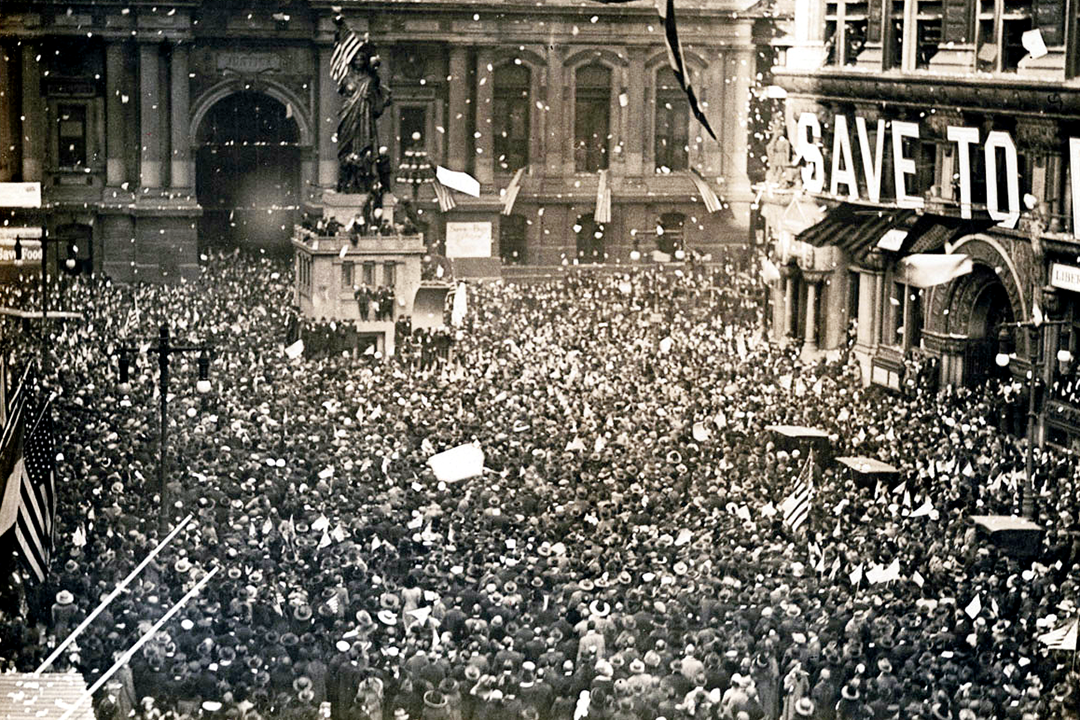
194,90,303,254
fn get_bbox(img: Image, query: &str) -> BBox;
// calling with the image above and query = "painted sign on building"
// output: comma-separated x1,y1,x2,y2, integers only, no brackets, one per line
446,221,492,258
0,182,42,208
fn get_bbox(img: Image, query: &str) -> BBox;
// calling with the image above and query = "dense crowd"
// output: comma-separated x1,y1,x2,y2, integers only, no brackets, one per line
0,250,1079,720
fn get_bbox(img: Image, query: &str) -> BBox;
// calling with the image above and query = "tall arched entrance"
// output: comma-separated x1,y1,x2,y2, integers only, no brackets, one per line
964,268,1015,385
195,92,301,255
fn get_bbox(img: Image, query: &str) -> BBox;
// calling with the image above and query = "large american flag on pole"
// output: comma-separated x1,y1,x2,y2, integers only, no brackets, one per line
781,448,815,533
0,376,56,583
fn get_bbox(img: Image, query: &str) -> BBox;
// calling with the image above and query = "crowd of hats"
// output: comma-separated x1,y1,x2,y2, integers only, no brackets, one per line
1,250,1080,720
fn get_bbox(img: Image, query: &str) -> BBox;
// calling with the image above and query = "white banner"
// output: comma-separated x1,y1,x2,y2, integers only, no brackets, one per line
0,182,42,208
0,237,42,264
446,221,492,258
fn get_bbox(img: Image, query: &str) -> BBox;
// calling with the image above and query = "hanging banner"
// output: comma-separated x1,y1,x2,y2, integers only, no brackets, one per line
0,182,41,208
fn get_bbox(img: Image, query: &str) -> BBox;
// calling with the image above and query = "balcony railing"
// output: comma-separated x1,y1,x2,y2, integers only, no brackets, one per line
293,227,425,254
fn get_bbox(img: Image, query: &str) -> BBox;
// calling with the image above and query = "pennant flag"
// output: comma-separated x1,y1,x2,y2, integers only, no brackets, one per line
451,283,468,327
566,437,587,452
829,555,841,580
965,594,982,619
284,339,304,360
761,502,776,518
319,530,331,549
427,444,485,483
686,168,723,213
1039,619,1078,651
595,169,612,224
761,257,781,284
781,449,814,533
736,505,752,522
432,178,457,212
892,481,906,496
849,563,863,587
909,498,934,518
912,570,924,587
436,166,481,197
331,524,346,543
371,535,382,551
896,254,973,288
262,517,273,535
407,606,432,623
501,167,526,216
72,525,86,548
692,422,710,442
660,0,717,141
312,514,330,532
0,388,56,583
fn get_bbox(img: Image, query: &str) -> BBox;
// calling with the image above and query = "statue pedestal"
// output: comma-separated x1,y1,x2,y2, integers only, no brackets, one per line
322,190,397,225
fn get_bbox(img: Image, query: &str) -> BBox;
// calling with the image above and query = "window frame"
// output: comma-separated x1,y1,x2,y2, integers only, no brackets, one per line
493,62,532,173
573,62,613,173
654,67,690,173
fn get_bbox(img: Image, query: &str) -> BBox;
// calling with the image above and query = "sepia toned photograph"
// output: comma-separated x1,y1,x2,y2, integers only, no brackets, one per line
1,1,1079,719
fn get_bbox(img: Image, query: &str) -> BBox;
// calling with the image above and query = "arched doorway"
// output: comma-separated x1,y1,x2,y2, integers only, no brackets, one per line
195,92,301,255
962,266,1015,386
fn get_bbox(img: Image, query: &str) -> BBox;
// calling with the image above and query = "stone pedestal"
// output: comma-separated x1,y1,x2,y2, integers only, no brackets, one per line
321,191,397,225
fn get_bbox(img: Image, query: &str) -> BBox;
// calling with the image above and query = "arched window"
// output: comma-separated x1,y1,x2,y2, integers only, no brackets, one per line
493,64,531,172
655,67,689,172
574,63,611,173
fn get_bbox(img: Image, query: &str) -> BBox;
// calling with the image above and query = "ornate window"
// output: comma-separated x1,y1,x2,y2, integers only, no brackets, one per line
493,64,530,172
574,63,611,173
655,68,689,172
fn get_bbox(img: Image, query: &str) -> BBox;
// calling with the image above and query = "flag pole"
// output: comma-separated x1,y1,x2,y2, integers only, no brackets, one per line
57,565,220,720
35,513,194,674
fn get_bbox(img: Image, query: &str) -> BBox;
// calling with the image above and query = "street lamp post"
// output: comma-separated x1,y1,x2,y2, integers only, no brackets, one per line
118,325,212,534
14,234,78,374
996,318,1068,520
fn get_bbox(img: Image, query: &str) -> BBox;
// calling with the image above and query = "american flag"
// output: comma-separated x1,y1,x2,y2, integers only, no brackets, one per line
432,179,457,213
781,449,815,533
0,384,55,583
330,17,365,85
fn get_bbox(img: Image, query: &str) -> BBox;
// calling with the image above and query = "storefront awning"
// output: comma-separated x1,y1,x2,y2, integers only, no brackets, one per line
896,213,997,255
798,204,916,264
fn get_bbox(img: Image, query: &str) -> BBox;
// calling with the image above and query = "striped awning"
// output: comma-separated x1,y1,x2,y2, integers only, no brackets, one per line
594,169,611,224
799,204,916,265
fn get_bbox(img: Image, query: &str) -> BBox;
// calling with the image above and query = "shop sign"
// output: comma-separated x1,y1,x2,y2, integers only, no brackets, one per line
1051,263,1080,293
791,112,1080,235
0,182,41,208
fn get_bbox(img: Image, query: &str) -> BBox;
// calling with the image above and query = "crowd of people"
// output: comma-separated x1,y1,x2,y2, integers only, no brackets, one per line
0,249,1079,720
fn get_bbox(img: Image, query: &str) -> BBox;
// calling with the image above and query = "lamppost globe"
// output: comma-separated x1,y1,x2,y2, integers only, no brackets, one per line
196,378,212,395
65,257,76,270
629,250,641,261
1057,349,1073,364
674,249,686,261
995,352,1011,368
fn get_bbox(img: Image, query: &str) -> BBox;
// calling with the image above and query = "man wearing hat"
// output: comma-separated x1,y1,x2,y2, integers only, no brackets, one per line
52,590,77,637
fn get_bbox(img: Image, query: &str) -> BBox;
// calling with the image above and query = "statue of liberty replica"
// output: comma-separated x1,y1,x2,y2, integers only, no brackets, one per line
332,10,393,228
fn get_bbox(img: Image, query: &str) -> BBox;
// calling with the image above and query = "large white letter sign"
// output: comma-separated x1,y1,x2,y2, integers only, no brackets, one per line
856,117,886,203
797,112,825,193
830,115,859,200
985,131,1020,228
947,126,980,219
1071,138,1080,239
891,121,924,209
